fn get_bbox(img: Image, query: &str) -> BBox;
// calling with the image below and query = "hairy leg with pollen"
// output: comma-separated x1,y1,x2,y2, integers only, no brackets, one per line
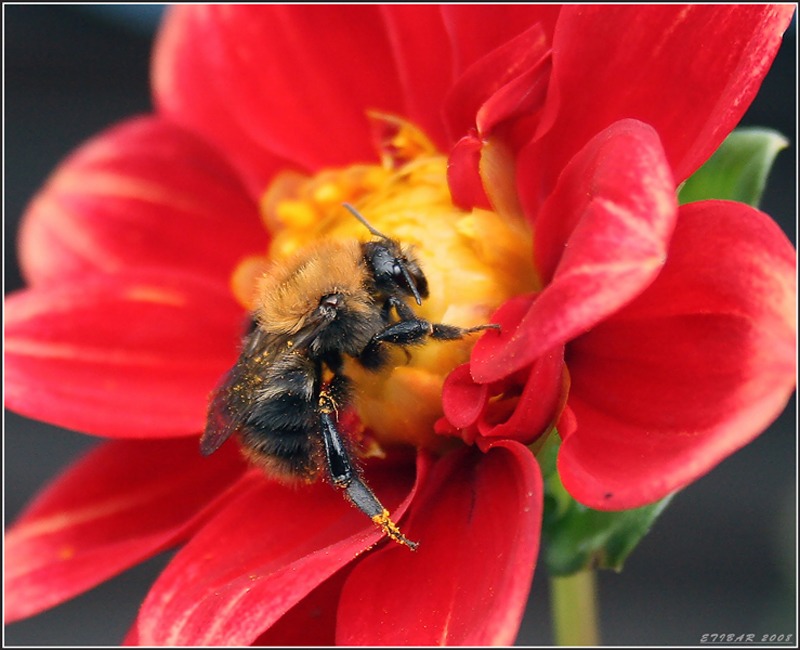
317,373,418,550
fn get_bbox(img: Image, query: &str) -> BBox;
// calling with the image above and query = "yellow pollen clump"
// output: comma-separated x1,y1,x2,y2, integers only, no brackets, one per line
232,116,536,451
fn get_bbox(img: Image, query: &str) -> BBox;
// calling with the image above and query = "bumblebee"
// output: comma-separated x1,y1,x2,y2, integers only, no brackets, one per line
200,204,498,549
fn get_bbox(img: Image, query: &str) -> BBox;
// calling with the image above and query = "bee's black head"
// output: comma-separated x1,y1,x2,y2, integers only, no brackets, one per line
343,203,429,305
362,239,429,305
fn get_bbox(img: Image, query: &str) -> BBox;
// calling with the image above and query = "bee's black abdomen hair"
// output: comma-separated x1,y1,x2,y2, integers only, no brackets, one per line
239,395,318,477
234,354,322,477
246,394,312,434
240,425,318,476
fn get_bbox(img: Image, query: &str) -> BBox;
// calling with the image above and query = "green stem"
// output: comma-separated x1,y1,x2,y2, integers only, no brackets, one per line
549,569,600,646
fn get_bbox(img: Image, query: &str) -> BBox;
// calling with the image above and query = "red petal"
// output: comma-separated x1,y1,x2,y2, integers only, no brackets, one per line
441,363,488,429
4,269,244,438
442,22,553,212
447,133,493,211
18,116,267,287
560,200,797,509
557,403,578,440
476,345,566,445
433,413,475,443
522,4,794,209
4,438,246,623
121,623,139,646
136,452,425,646
153,6,406,191
336,441,542,646
443,21,550,142
473,120,677,382
441,5,560,73
253,566,353,646
378,5,453,150
469,293,534,382
442,301,567,446
475,52,551,138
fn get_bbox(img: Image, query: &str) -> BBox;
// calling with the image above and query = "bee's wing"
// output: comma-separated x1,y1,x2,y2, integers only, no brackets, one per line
200,371,243,456
200,327,281,456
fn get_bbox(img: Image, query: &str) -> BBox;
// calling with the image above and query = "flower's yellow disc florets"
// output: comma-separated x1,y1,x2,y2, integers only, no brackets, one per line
232,116,535,451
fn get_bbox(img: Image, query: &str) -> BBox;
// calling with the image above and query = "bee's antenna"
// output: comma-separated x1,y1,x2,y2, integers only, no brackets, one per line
343,203,390,240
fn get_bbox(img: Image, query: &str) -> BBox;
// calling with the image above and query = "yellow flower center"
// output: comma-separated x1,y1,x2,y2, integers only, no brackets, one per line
231,115,535,452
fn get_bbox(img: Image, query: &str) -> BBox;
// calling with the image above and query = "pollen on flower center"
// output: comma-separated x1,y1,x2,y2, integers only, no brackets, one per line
230,115,535,451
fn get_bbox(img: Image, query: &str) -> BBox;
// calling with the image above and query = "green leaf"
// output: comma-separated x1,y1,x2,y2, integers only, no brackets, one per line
538,433,674,576
678,127,788,208
543,494,674,576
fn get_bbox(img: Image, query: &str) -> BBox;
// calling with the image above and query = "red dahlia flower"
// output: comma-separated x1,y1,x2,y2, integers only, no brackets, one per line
5,5,796,646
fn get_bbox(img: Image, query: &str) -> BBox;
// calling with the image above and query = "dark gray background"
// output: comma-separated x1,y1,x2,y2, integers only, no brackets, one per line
4,5,797,646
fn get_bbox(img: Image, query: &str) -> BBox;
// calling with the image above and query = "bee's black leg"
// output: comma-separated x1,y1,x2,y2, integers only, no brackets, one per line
359,296,500,369
386,295,417,322
317,379,418,550
371,318,500,346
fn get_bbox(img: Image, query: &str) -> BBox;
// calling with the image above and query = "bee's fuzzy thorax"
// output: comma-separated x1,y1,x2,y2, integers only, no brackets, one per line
255,240,372,335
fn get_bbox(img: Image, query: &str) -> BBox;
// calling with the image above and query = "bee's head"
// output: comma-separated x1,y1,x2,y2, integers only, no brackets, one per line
344,203,429,305
362,239,429,305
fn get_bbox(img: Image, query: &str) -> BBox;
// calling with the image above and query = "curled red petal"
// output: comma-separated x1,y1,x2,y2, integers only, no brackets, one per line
4,269,244,438
474,119,677,382
18,116,267,288
433,411,481,447
441,363,488,429
443,21,550,142
522,4,795,209
475,51,551,138
136,451,426,646
560,200,797,509
443,300,566,447
153,5,406,191
447,133,493,211
336,441,543,646
441,5,560,73
556,403,578,440
4,438,246,623
476,345,566,446
470,293,534,381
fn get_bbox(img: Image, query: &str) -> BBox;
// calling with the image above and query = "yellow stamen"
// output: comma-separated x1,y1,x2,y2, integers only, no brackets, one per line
275,199,318,229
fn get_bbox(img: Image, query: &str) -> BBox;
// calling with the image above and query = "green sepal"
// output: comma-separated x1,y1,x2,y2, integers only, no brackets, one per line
538,433,674,577
678,127,788,208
